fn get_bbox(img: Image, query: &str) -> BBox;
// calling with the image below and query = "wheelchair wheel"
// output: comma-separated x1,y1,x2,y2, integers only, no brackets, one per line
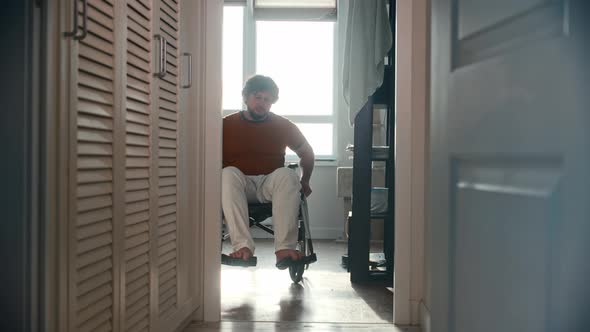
289,219,306,283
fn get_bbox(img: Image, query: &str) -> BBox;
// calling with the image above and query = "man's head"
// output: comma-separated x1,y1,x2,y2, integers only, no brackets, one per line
242,75,279,121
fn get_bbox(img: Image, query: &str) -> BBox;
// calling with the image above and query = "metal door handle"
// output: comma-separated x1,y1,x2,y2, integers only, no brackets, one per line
75,0,88,40
181,52,192,88
65,0,88,40
154,34,167,78
64,0,78,38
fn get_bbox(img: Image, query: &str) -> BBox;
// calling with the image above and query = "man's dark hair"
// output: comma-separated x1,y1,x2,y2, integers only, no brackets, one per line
242,75,279,103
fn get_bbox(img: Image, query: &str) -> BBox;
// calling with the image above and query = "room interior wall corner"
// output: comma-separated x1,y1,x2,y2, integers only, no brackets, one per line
394,0,429,326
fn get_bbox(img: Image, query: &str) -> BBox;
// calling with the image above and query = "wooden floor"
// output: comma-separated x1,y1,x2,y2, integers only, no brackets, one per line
183,240,419,332
183,321,419,331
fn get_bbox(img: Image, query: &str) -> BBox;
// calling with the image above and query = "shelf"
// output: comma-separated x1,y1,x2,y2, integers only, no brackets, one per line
345,145,390,160
348,0,396,283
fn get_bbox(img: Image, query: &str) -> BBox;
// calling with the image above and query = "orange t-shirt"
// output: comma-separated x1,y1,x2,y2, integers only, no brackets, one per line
223,111,306,175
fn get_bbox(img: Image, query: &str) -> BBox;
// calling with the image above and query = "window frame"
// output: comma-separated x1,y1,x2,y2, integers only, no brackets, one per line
222,0,338,161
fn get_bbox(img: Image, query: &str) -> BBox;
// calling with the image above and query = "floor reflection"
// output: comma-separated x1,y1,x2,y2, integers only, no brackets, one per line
221,240,393,323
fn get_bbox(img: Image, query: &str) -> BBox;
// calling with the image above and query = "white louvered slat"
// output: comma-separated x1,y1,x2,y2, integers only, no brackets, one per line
126,200,150,217
127,87,150,105
127,76,150,95
158,98,176,113
127,179,150,192
126,168,149,180
126,242,150,263
127,50,150,71
78,143,113,158
81,33,115,57
127,63,151,85
77,206,113,226
127,295,149,318
78,100,114,118
126,133,150,147
71,2,117,332
125,0,152,330
158,194,175,206
156,0,179,318
77,245,113,270
126,210,150,225
78,283,113,310
69,0,187,328
79,43,114,68
126,263,149,285
126,109,150,126
127,252,149,273
127,99,150,115
79,71,114,94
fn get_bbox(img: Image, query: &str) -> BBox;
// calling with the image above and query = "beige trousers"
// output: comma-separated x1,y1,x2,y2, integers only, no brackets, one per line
221,166,301,254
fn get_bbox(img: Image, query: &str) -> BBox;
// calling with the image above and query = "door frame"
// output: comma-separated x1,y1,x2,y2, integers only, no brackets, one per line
394,0,430,327
197,0,431,325
193,0,224,323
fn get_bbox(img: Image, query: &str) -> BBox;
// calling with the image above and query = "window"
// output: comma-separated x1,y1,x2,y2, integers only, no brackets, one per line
222,1,337,160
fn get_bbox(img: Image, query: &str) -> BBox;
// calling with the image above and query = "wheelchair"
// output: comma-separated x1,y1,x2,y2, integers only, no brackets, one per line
221,167,317,283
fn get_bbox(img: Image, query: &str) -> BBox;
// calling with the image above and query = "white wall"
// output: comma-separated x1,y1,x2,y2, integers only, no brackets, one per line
394,0,429,326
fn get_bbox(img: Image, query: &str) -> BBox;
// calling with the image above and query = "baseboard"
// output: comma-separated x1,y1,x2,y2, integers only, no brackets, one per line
420,301,431,332
411,299,420,325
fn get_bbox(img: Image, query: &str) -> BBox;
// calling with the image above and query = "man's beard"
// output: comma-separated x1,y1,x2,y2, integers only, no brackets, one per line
248,108,269,121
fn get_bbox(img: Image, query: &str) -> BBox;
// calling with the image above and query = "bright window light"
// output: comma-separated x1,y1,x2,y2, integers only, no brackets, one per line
255,0,336,8
256,21,334,116
222,6,244,110
222,4,337,160
286,123,333,156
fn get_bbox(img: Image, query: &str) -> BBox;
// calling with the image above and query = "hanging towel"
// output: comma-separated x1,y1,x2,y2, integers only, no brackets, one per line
341,0,392,125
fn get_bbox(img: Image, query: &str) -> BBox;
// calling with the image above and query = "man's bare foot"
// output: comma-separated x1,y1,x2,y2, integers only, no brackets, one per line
229,247,253,261
275,249,303,264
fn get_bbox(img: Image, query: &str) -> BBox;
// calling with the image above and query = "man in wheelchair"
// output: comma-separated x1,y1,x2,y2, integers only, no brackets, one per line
222,75,315,270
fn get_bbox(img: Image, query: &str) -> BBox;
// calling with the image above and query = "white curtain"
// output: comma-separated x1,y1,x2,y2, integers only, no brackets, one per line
340,0,392,125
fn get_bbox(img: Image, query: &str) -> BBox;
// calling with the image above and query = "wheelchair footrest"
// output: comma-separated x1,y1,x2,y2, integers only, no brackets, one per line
221,254,257,267
304,253,318,265
275,253,317,270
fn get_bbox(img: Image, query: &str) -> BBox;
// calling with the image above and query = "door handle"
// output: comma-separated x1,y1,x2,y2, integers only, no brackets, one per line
63,0,78,38
75,0,88,40
64,0,88,40
154,34,168,78
181,52,192,89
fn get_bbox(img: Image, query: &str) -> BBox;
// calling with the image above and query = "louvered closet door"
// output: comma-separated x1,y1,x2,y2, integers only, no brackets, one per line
71,1,118,331
152,0,181,324
124,1,153,332
67,0,190,331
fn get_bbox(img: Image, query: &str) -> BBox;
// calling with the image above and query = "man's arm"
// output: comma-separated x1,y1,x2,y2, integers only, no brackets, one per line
295,141,315,197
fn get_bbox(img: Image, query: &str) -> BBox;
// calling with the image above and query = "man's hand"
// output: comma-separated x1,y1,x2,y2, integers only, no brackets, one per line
301,180,312,197
294,140,314,198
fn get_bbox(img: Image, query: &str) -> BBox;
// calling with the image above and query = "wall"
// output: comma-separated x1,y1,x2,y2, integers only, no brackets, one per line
394,0,429,326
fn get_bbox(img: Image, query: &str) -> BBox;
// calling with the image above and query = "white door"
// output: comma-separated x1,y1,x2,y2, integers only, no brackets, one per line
430,1,590,331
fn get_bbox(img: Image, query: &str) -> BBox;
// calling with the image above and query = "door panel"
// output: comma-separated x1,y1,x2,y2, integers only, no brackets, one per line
71,1,117,331
124,1,153,331
63,0,194,331
155,0,180,321
430,0,590,331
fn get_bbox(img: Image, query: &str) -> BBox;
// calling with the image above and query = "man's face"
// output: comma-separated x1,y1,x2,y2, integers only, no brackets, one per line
245,91,274,120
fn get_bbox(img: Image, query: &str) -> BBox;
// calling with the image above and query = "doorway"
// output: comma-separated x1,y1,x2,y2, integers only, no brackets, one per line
197,0,429,328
